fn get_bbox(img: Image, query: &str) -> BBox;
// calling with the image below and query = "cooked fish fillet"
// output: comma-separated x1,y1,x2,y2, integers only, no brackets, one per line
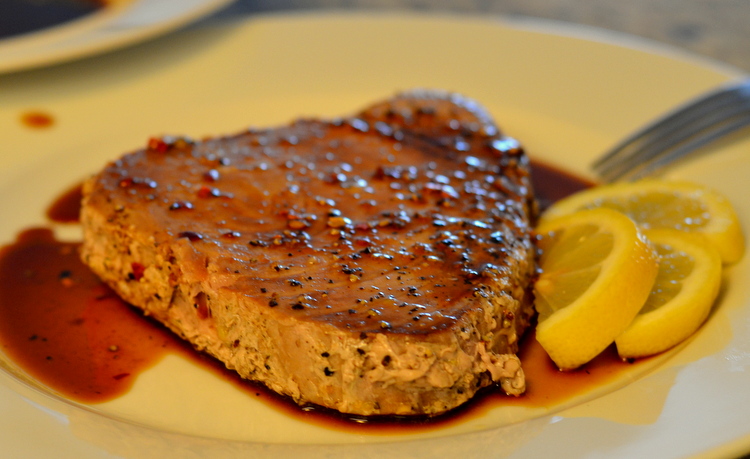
80,90,537,416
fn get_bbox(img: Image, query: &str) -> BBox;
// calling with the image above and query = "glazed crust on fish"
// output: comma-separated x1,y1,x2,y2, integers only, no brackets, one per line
80,90,537,416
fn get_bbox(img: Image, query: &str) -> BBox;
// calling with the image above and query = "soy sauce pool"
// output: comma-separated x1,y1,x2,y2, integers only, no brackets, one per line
0,159,643,434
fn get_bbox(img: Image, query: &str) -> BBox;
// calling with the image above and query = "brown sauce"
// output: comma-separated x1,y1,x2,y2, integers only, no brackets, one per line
0,159,637,434
20,111,55,129
532,160,595,211
46,183,83,223
0,228,176,402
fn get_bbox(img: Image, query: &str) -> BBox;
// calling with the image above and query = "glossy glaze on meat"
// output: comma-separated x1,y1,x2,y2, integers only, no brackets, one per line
80,90,537,416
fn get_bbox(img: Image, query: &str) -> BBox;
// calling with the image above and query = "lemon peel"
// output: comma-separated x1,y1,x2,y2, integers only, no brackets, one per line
615,229,722,359
540,179,744,264
534,208,659,370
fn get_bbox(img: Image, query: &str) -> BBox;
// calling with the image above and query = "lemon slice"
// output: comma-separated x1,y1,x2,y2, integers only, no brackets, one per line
540,179,744,264
534,208,659,370
615,229,722,359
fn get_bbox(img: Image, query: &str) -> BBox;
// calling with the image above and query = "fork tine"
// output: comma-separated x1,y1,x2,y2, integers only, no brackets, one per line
603,110,750,182
593,79,750,182
596,97,750,181
593,80,750,170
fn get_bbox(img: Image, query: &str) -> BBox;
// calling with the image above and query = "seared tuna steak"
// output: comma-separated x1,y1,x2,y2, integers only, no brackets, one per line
80,90,537,416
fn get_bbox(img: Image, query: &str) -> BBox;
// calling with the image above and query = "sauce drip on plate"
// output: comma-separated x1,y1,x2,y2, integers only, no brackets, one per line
20,111,55,129
0,159,644,431
0,228,175,402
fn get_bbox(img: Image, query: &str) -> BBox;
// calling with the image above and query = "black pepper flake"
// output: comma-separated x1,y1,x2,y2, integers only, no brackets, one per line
321,352,330,358
268,299,278,307
249,240,268,247
178,231,203,242
288,279,303,287
341,264,363,275
348,309,357,314
169,201,194,211
489,231,505,244
58,270,72,279
292,303,305,310
324,367,335,376
260,288,267,293
382,355,392,366
147,137,169,152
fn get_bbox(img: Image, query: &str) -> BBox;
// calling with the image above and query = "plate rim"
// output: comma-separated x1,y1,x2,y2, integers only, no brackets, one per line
1,9,749,458
0,0,235,74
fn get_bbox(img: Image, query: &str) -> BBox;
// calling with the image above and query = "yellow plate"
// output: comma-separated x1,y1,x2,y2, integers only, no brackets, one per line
1,11,749,459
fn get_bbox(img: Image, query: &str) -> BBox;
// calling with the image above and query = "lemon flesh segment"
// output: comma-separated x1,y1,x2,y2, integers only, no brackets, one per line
540,179,744,264
615,229,722,359
534,208,659,371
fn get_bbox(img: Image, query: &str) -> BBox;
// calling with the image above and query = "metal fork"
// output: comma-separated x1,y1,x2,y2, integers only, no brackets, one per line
592,78,750,182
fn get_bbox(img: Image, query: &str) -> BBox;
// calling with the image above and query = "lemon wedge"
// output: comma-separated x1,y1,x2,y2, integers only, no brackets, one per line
540,179,744,264
534,208,660,370
615,229,722,359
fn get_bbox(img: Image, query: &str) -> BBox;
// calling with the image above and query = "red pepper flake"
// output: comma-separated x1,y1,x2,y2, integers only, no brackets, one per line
58,269,72,280
119,177,157,189
130,262,146,281
147,137,170,153
197,186,221,199
354,222,372,231
203,169,220,182
113,373,131,381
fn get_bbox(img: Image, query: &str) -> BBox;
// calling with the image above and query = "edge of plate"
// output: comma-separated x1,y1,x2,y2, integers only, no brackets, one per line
0,0,236,74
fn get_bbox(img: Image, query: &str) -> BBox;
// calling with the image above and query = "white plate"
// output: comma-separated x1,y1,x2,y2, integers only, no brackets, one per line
0,0,234,74
1,11,749,459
